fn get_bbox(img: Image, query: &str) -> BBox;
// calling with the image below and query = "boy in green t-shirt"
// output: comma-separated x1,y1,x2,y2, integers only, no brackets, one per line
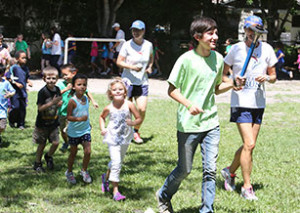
14,34,31,59
156,16,233,213
57,64,99,152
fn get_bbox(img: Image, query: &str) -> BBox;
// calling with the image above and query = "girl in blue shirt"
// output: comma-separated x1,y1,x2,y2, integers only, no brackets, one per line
65,74,92,185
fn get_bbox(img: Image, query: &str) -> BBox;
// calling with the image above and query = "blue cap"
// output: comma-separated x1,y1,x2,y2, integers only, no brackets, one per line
244,15,263,29
130,20,145,30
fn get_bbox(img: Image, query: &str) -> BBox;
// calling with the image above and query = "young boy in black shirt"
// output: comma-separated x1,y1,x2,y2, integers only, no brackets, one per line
33,66,62,172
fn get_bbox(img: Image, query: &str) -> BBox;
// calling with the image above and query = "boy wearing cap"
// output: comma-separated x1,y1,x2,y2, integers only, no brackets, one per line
221,15,277,200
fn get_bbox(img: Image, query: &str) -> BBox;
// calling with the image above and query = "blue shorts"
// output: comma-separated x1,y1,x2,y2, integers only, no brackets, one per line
68,133,91,146
127,85,149,98
230,107,264,124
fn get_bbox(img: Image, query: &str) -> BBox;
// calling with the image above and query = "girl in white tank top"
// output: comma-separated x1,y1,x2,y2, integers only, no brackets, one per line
99,77,142,201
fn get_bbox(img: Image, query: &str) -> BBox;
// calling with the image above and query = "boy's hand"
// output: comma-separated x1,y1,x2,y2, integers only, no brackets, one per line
101,128,107,136
146,67,152,74
52,95,62,105
131,65,142,72
188,105,204,115
235,76,246,87
66,83,73,90
57,100,63,107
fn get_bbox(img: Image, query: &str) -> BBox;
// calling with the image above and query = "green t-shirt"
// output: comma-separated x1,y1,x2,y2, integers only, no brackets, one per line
57,80,89,116
57,80,71,117
15,41,28,52
168,49,224,133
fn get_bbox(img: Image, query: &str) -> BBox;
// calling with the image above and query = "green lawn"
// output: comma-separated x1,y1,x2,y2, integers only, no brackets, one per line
0,92,299,213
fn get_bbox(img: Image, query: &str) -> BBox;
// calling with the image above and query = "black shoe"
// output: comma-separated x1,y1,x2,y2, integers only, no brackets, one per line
44,153,54,170
33,162,45,172
9,122,15,128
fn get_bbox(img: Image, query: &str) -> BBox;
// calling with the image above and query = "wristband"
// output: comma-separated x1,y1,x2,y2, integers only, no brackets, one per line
187,104,192,110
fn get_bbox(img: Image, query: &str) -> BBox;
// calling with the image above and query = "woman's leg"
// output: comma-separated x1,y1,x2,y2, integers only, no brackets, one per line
234,123,261,188
134,96,148,130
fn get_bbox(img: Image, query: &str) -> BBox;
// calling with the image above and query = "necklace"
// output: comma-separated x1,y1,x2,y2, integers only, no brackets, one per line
75,96,85,104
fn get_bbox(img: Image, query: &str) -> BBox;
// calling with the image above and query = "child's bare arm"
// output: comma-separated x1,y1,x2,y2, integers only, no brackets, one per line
126,101,142,126
87,91,99,108
99,106,109,135
60,83,72,94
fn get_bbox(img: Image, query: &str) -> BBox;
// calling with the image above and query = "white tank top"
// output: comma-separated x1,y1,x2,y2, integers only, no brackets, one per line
103,100,133,145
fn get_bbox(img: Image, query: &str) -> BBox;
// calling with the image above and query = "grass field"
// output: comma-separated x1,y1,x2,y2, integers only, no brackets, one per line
0,92,299,213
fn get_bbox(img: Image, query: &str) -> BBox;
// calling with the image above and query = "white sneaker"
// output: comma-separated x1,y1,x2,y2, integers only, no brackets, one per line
80,170,92,183
65,170,76,184
241,186,258,201
156,190,173,213
133,132,143,143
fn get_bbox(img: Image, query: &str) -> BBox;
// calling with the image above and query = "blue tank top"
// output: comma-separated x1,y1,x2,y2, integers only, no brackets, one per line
67,95,91,137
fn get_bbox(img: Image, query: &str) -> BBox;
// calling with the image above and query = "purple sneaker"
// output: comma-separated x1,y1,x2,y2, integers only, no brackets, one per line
113,192,126,201
101,173,110,192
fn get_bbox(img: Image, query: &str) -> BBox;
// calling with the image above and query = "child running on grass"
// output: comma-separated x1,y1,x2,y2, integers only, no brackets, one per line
99,77,141,201
57,64,98,153
65,74,92,184
0,64,15,145
32,66,62,172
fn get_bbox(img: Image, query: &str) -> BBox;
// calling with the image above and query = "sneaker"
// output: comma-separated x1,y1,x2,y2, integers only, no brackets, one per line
113,192,126,201
221,167,236,191
289,71,293,79
241,186,258,201
9,122,15,128
33,162,45,173
44,153,54,170
133,132,143,144
101,173,110,192
19,126,25,130
65,170,76,184
80,170,92,183
60,143,69,153
156,190,174,213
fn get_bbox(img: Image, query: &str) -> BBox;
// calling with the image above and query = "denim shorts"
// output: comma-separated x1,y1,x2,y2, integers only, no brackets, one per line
230,107,264,124
127,85,149,98
68,133,91,146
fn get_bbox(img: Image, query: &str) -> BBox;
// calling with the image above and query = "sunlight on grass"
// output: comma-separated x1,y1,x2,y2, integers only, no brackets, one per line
0,92,299,212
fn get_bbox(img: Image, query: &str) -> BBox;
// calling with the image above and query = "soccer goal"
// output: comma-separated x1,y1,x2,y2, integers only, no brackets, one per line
63,37,125,64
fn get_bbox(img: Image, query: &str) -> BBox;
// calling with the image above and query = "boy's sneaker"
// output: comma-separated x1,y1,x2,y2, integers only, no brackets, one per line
133,132,143,144
113,192,126,201
65,170,76,184
19,126,25,130
221,167,236,191
241,186,258,201
33,162,45,173
44,153,54,170
101,173,110,192
156,190,174,213
60,143,69,153
80,170,92,183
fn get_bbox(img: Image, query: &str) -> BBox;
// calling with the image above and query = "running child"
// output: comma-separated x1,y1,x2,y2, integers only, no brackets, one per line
0,64,15,145
7,50,32,129
99,77,141,201
57,64,98,153
32,66,62,172
65,73,92,184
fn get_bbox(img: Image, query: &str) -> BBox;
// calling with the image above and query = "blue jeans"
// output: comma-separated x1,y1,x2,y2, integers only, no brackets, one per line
158,126,220,213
